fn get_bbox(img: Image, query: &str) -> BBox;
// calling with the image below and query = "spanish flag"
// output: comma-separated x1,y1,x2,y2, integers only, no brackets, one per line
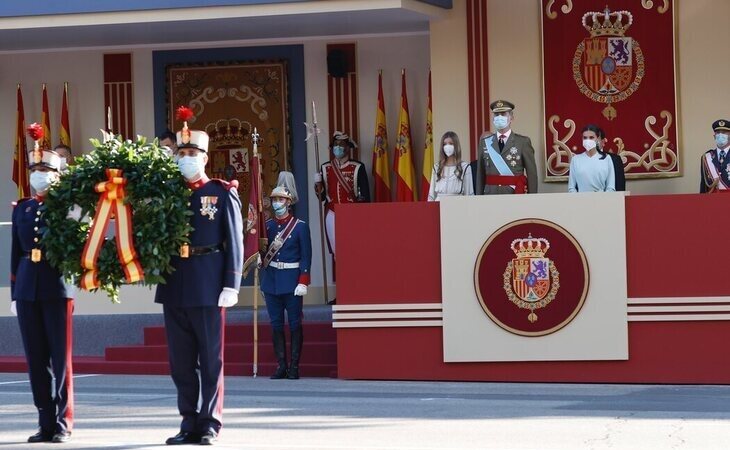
393,69,417,202
41,83,52,150
60,82,71,147
421,70,434,201
13,84,29,198
372,71,391,202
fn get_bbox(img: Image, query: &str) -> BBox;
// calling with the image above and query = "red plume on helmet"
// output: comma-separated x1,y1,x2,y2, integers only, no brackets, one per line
175,106,194,122
176,106,194,145
27,122,44,142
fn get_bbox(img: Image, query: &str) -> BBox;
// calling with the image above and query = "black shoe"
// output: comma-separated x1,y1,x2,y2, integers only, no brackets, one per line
52,431,71,443
327,298,337,305
200,429,218,445
270,364,288,379
165,431,201,445
286,366,300,379
27,430,54,443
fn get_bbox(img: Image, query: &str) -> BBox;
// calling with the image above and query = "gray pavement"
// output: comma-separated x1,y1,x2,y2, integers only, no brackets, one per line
1,373,730,449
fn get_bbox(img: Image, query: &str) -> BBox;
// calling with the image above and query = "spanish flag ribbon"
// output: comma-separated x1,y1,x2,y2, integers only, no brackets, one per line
80,168,144,290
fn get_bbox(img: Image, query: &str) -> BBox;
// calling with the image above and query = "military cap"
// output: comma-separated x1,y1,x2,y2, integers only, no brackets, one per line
28,149,62,171
490,100,515,113
712,120,730,132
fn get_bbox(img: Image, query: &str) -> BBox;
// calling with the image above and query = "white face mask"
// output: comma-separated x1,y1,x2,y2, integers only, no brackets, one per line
443,144,455,157
177,155,205,180
582,138,598,151
30,171,57,193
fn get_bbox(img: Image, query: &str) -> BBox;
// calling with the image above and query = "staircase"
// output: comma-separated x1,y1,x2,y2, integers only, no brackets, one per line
0,322,337,378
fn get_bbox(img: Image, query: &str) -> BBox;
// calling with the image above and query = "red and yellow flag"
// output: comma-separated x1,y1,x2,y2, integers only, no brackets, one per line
60,82,71,147
243,140,266,277
393,69,417,202
41,83,52,150
372,71,391,202
421,70,434,201
13,84,29,198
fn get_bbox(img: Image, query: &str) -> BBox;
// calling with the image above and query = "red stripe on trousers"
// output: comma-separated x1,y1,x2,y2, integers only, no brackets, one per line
64,299,74,430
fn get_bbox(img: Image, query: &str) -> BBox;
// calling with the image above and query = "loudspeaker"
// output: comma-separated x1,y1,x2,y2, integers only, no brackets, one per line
327,49,348,78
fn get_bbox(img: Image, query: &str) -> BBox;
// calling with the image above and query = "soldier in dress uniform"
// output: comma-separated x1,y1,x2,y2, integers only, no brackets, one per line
313,131,369,260
700,119,730,193
260,186,312,380
155,113,244,446
475,100,538,195
10,140,73,443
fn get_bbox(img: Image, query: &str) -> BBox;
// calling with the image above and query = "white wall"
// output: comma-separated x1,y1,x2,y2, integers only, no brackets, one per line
0,32,431,313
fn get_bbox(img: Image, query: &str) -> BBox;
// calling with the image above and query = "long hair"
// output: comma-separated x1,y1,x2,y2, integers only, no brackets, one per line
436,131,465,181
582,124,608,160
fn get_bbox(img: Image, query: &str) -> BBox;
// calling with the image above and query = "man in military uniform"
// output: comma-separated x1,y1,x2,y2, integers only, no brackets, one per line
155,117,244,446
11,144,73,443
260,186,312,380
475,100,538,195
700,119,730,193
313,131,369,259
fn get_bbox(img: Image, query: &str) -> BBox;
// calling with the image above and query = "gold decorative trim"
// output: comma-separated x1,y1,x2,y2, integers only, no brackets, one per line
546,115,576,177
641,0,669,13
617,111,677,172
545,0,573,19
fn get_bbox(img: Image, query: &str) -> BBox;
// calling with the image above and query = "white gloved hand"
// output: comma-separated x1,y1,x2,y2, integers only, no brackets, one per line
64,282,77,299
294,283,308,297
66,204,83,221
10,301,17,316
218,287,239,308
313,172,323,184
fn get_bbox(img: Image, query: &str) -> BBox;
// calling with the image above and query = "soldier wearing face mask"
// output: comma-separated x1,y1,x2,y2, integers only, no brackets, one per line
700,119,730,193
154,107,244,446
11,128,74,444
475,100,538,195
427,131,474,201
260,186,312,380
313,131,369,260
52,144,73,172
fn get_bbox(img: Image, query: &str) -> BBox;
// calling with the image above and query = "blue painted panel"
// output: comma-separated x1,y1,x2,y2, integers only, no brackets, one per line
0,0,449,17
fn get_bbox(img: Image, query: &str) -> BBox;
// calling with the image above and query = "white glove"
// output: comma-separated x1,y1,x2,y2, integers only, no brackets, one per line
64,282,77,299
294,284,308,296
66,204,82,221
313,172,323,183
10,301,17,316
218,287,239,308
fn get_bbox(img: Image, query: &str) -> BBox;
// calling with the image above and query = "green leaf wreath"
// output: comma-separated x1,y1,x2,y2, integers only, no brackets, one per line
42,135,193,303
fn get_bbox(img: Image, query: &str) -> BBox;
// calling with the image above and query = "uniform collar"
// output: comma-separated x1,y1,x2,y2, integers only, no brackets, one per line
275,214,293,225
187,174,210,190
33,194,45,202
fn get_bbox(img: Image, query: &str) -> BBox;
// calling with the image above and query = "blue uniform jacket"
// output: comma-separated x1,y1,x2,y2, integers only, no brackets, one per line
155,178,244,307
11,197,67,302
260,216,312,295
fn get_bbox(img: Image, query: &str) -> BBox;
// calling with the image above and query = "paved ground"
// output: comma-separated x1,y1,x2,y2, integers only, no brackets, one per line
1,373,729,449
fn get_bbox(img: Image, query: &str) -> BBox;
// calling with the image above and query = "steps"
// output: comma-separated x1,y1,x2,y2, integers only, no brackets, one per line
0,322,337,378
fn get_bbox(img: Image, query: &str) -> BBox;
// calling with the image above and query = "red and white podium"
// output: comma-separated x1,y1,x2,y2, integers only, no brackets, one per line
333,193,730,384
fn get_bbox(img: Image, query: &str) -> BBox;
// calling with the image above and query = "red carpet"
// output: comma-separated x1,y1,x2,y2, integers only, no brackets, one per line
0,322,337,378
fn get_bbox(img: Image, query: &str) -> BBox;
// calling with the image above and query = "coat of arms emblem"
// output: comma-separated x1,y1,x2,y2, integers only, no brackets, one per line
573,8,645,120
503,234,560,323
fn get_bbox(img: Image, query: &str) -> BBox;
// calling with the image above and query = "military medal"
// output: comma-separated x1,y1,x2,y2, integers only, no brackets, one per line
31,248,42,263
180,244,190,258
200,196,218,220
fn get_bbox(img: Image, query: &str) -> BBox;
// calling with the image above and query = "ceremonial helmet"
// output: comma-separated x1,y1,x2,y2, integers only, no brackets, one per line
175,106,210,152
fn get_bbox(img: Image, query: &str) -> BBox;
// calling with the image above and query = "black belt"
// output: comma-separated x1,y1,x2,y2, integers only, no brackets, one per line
190,244,224,256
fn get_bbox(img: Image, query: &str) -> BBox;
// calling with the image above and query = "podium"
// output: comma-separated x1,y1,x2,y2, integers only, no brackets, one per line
333,193,730,384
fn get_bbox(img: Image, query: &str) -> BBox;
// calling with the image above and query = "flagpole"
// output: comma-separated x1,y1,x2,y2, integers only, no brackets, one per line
251,127,263,378
307,101,330,304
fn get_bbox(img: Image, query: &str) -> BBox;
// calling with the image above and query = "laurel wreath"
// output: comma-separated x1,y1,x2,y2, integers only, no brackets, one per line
42,135,193,302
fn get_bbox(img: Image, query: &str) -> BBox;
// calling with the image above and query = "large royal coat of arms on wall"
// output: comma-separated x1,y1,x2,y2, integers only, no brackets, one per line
542,0,679,180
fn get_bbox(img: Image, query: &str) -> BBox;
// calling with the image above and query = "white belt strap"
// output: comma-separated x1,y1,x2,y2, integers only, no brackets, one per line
270,262,300,269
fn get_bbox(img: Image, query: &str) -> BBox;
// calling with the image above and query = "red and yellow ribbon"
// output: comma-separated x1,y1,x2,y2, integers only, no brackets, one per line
80,168,144,290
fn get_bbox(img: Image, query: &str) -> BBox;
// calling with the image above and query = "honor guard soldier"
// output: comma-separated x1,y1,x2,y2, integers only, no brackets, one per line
475,100,538,195
11,125,73,444
313,131,369,260
155,107,244,446
700,119,730,193
260,186,312,380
